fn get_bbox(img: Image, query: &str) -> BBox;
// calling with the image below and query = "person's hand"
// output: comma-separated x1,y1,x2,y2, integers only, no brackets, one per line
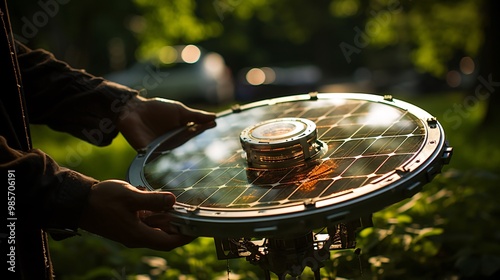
79,180,194,251
117,95,216,150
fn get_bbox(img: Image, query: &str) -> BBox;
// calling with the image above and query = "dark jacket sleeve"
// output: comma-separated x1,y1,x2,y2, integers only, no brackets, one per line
1,136,96,240
16,42,138,146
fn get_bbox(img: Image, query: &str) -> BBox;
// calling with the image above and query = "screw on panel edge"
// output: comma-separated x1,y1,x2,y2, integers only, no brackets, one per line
427,117,438,128
231,104,242,113
383,94,394,101
309,91,319,100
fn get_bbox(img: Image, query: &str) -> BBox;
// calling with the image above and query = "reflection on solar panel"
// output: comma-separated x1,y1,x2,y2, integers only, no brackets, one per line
145,97,422,207
128,93,450,238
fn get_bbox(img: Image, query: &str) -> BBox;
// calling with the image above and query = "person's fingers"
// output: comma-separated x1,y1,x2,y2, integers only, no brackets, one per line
141,213,178,233
179,105,216,124
128,222,196,251
86,180,176,212
135,204,197,251
153,98,215,124
130,190,176,212
121,98,216,149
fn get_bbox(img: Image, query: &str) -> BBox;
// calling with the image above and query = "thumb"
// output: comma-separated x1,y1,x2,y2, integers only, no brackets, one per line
180,105,216,124
131,191,176,212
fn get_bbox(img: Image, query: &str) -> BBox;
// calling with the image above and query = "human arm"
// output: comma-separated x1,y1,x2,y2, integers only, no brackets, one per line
16,42,137,146
16,41,216,149
0,136,94,238
13,42,213,249
1,136,194,249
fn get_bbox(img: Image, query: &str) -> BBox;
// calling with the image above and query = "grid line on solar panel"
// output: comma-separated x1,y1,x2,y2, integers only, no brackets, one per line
173,172,382,209
169,153,414,208
141,98,427,210
169,153,404,209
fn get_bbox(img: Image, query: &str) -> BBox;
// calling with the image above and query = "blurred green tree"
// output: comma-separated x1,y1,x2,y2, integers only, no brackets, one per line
130,0,498,126
11,1,493,101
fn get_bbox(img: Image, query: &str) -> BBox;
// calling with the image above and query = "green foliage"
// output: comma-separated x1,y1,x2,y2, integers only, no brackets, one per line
132,0,222,59
406,1,484,76
11,0,485,78
352,167,500,279
30,125,137,180
330,0,361,18
352,0,484,77
9,0,488,88
130,0,485,78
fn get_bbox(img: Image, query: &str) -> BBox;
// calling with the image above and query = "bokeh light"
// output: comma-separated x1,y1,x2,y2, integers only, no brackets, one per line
181,45,201,64
459,56,475,75
446,70,462,88
158,46,178,64
246,68,266,85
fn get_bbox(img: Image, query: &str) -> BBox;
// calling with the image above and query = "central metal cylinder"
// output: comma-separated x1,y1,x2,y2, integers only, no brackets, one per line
240,118,326,169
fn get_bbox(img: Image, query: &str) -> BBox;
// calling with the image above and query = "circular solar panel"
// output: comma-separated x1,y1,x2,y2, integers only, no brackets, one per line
128,93,451,238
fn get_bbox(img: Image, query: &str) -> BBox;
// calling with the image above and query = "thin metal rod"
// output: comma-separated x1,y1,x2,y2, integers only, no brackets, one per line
264,270,271,280
314,268,321,280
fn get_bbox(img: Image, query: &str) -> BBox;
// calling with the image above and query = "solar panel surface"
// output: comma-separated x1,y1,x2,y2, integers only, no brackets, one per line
128,93,448,237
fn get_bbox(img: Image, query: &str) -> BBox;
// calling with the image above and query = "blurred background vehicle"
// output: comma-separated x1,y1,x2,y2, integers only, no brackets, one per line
105,45,234,105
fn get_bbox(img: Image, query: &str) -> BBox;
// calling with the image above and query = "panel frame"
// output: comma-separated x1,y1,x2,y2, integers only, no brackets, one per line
128,93,449,238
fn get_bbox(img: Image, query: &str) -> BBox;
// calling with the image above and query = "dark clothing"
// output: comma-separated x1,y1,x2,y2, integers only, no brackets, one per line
1,0,137,279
